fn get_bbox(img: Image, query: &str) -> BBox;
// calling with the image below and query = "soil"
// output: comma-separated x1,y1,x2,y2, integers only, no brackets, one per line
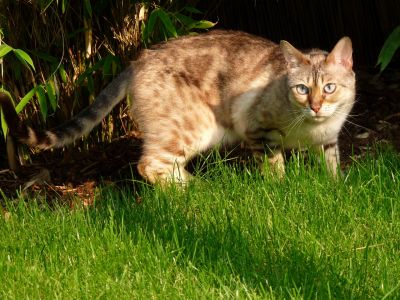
0,67,399,204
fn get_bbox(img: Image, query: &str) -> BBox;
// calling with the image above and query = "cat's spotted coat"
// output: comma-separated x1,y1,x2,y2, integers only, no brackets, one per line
0,30,355,184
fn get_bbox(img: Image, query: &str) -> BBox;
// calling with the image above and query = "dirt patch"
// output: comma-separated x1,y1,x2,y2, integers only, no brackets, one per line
0,68,399,203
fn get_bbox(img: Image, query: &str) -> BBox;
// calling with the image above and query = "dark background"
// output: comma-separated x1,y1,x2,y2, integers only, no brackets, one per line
198,0,400,68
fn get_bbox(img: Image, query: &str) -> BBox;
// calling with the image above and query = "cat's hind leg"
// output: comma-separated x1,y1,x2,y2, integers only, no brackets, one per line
137,143,193,185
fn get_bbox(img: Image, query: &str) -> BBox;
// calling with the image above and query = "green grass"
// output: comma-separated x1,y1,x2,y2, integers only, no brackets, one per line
1,148,400,299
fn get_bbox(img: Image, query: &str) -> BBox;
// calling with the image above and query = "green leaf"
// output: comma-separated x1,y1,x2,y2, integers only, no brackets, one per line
39,0,54,13
77,65,94,86
46,79,58,111
61,0,67,13
13,49,36,71
91,58,104,72
1,109,8,139
175,13,196,27
141,22,148,46
0,88,13,139
30,50,58,63
103,54,120,77
36,85,48,120
76,72,87,86
15,88,36,113
87,75,95,96
59,65,68,83
377,26,400,72
83,0,92,18
144,8,160,43
159,25,168,41
111,56,120,75
183,6,202,14
157,9,178,38
0,44,13,58
188,20,216,30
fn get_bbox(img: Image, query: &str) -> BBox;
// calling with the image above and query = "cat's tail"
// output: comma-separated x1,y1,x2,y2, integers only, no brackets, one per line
0,64,133,150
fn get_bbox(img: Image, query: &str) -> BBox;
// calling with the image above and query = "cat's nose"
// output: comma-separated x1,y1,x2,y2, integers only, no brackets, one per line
311,104,321,113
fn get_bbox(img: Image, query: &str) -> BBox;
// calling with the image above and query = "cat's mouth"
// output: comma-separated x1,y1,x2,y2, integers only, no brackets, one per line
314,115,326,121
306,114,327,123
305,109,332,122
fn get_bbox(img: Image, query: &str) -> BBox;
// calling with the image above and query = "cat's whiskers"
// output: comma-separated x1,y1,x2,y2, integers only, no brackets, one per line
332,109,368,132
284,112,306,136
343,119,370,131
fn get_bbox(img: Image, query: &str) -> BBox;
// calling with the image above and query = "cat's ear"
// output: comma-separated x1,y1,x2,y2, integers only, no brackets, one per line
326,37,353,69
280,40,309,68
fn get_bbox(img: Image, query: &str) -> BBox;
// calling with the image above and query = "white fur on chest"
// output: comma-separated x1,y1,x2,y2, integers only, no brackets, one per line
280,117,345,149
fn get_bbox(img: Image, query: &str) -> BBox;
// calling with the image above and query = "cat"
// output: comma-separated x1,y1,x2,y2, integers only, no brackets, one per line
0,30,355,184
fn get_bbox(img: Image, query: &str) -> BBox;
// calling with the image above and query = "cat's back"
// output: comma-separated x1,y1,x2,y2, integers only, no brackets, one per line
131,30,283,100
134,30,279,73
145,30,275,55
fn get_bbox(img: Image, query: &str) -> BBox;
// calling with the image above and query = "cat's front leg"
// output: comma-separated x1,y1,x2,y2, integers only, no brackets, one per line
251,146,285,178
266,147,285,178
246,127,285,177
322,142,340,177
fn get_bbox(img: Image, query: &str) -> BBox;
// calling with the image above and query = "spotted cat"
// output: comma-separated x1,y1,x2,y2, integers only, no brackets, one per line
0,30,355,184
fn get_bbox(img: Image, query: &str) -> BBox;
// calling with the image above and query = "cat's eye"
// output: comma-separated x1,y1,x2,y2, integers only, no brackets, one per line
295,84,309,95
323,83,336,94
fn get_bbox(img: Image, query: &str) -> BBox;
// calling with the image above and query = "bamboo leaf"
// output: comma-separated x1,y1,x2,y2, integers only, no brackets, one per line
77,65,94,86
61,0,67,13
0,89,13,139
30,50,58,63
87,75,95,96
36,85,48,120
77,72,87,86
144,8,160,43
188,20,216,30
15,88,36,113
141,22,148,46
175,13,196,27
0,44,13,58
1,109,8,139
83,0,92,18
103,54,119,77
46,79,57,111
377,26,400,72
59,64,68,83
157,9,178,38
13,49,36,71
183,6,202,14
111,56,120,75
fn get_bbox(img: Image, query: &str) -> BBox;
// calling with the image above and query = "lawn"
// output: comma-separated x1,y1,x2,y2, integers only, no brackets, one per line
1,147,400,299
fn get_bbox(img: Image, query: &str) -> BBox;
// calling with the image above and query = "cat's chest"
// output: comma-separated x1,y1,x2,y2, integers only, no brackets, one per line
266,120,342,149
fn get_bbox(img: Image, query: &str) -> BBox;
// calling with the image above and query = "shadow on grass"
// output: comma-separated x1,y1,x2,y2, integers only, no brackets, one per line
89,184,359,299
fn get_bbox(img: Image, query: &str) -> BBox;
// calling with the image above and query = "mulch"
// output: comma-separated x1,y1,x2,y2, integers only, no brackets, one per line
0,67,399,203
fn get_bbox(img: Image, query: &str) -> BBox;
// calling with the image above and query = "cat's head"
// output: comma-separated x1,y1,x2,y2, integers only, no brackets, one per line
280,37,355,122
